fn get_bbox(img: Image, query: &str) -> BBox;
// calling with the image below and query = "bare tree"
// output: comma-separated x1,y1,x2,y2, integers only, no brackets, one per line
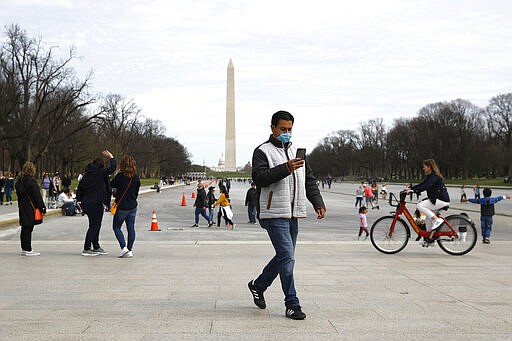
0,24,97,166
358,118,387,178
96,93,141,155
486,93,512,176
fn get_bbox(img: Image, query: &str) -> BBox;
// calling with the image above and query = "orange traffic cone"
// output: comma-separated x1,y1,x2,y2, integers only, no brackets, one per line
191,191,196,198
149,210,161,231
181,193,187,206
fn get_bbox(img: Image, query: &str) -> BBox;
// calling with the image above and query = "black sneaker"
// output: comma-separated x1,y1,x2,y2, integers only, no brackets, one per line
82,249,99,257
286,305,306,320
248,280,266,309
91,247,109,255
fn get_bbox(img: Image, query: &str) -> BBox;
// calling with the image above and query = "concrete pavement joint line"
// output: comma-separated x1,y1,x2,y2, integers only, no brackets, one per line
328,320,340,334
0,240,384,245
81,325,91,334
1,240,512,245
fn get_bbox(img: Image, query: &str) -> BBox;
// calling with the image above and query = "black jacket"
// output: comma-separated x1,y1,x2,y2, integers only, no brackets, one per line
411,173,450,204
76,158,117,207
15,176,46,226
206,191,216,207
194,188,207,208
245,188,258,207
110,173,141,211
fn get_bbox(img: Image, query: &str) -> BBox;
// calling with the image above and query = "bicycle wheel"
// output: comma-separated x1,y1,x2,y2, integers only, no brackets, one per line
370,216,410,254
436,215,477,255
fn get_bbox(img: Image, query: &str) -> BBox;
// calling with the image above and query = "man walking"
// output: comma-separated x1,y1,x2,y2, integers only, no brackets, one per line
245,182,258,224
248,110,326,320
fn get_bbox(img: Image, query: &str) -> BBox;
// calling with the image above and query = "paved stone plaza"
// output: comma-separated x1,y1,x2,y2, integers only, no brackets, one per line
0,182,511,340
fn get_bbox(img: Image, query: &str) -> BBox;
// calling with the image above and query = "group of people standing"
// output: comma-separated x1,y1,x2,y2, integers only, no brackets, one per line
15,150,141,258
354,182,380,210
39,171,72,208
191,181,259,229
460,184,481,202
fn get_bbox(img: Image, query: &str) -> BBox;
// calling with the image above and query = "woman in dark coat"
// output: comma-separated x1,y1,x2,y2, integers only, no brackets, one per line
15,161,46,256
76,150,116,257
110,155,141,258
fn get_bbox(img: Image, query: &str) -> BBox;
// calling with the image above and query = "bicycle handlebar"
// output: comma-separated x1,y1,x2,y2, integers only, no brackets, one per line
388,191,409,207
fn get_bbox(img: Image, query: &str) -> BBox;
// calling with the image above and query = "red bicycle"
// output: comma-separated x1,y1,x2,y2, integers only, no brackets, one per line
370,191,477,255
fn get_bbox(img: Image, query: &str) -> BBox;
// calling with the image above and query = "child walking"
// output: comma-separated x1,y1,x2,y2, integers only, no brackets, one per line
358,206,369,240
465,188,509,244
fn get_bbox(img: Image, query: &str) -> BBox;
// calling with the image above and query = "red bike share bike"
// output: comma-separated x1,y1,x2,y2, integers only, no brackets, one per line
370,191,477,255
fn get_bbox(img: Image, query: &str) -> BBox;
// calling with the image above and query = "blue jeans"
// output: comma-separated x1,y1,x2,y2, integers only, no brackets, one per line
247,205,257,223
195,207,210,224
5,187,13,202
113,207,137,250
208,207,215,222
481,215,493,239
254,218,299,307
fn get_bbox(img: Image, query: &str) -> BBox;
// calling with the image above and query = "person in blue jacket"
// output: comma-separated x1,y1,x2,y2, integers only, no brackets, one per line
465,188,509,244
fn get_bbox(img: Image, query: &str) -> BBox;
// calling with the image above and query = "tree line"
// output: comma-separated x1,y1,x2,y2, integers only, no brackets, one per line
0,24,191,178
308,96,512,180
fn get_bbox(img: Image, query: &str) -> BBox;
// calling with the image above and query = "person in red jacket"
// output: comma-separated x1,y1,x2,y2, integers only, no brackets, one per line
364,183,379,210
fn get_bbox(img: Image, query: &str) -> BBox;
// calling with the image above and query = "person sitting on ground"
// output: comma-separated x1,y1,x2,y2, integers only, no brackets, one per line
150,182,160,192
406,159,450,234
57,187,76,216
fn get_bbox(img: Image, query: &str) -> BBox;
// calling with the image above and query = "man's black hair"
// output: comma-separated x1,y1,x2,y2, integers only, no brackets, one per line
483,188,492,197
271,110,294,126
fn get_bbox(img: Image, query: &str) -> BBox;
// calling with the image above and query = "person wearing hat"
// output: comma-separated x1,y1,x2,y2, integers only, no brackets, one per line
206,186,217,227
192,183,214,227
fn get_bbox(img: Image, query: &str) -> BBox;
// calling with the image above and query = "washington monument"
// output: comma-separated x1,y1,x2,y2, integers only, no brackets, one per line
225,59,236,171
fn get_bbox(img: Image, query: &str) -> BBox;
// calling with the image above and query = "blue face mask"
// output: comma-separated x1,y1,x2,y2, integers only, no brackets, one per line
277,133,292,143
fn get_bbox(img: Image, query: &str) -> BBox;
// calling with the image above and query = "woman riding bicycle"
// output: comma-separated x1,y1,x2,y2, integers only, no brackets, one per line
406,159,450,231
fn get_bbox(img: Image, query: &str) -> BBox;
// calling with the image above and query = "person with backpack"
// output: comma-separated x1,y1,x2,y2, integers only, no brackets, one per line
465,188,509,244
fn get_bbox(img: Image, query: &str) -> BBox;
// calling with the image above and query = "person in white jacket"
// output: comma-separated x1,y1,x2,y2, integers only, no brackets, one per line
56,188,75,215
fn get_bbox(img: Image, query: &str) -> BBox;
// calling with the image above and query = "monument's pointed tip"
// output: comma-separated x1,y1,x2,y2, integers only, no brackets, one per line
228,58,234,68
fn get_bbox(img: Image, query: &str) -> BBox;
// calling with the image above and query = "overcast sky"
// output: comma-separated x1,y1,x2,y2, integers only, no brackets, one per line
2,0,512,167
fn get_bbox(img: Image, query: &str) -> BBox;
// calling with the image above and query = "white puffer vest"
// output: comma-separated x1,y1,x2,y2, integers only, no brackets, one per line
257,142,307,219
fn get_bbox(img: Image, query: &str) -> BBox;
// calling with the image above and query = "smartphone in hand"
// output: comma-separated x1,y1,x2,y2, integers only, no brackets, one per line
296,148,306,160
